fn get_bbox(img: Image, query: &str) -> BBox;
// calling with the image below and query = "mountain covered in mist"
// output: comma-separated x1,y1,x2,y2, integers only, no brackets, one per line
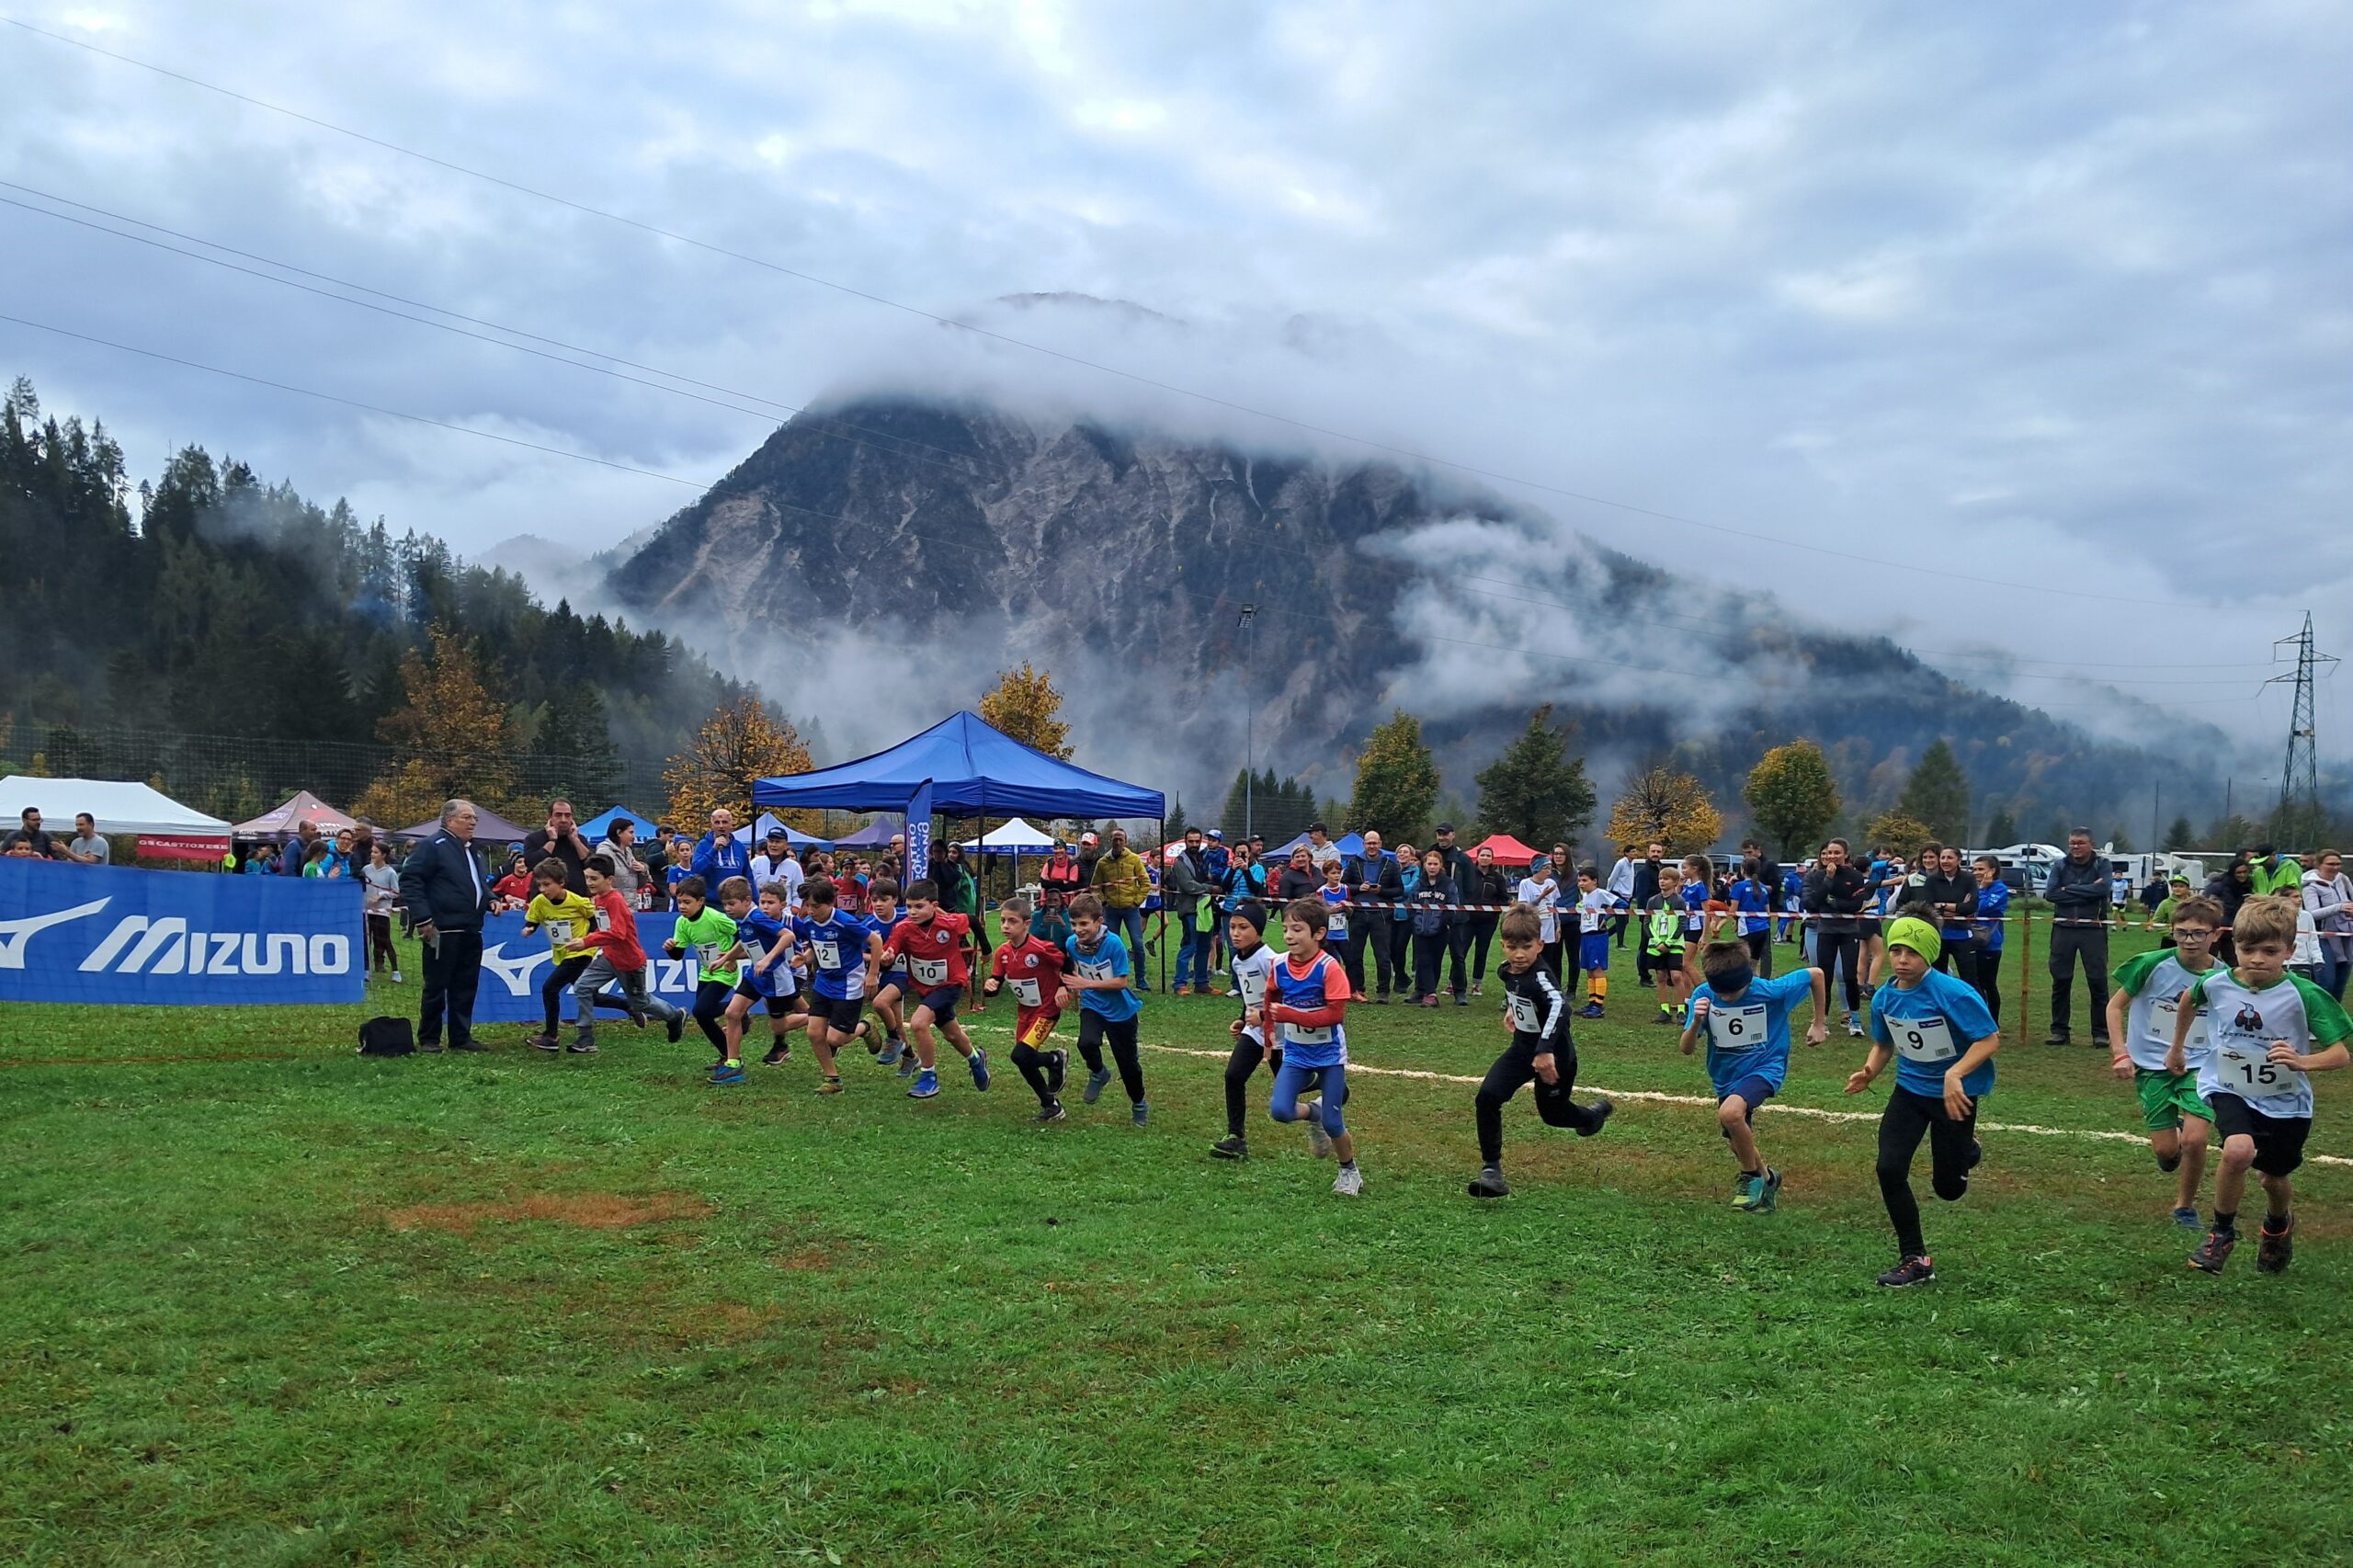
606,394,2234,841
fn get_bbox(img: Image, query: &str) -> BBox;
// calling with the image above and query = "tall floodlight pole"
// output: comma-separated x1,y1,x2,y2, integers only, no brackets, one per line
1240,604,1258,838
2266,611,2336,847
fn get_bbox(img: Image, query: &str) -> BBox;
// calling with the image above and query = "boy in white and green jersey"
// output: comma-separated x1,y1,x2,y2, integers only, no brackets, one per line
2107,892,2223,1226
2168,895,2352,1277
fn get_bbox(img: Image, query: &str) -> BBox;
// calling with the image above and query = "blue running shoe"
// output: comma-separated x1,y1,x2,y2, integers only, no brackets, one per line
1131,1098,1149,1128
909,1068,941,1099
969,1047,991,1091
896,1050,919,1080
1083,1067,1112,1105
710,1061,746,1087
876,1039,903,1067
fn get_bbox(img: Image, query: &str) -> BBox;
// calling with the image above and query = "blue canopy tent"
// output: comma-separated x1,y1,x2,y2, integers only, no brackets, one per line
754,711,1166,983
731,812,834,851
1269,830,1366,860
832,816,904,849
578,805,659,843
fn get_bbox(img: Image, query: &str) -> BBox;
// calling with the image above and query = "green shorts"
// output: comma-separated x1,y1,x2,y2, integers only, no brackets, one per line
2134,1068,2212,1133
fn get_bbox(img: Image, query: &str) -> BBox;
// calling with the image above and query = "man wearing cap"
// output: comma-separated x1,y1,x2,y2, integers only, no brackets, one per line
1075,830,1103,890
1433,823,1481,1006
1305,821,1345,875
2250,844,2303,899
751,829,801,911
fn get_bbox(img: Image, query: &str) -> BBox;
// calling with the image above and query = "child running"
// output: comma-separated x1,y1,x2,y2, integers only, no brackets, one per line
724,878,812,1072
1574,866,1616,1017
1263,898,1364,1195
784,876,878,1094
1062,893,1148,1125
1844,915,2003,1287
1211,900,1280,1160
878,878,990,1100
2106,892,2223,1225
2170,895,2352,1276
1467,903,1614,1198
864,877,913,1072
569,853,686,1052
521,858,598,1052
1640,863,1692,1026
988,896,1070,1123
1680,939,1828,1212
665,875,746,1085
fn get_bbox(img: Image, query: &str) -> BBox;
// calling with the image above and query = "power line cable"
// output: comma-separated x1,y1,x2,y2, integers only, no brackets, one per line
0,13,2234,612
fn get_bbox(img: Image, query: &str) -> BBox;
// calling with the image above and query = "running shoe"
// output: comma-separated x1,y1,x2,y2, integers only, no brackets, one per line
763,1044,790,1066
1131,1098,1149,1128
1847,1016,1866,1039
1211,1134,1248,1160
969,1047,991,1091
1032,1102,1066,1125
1332,1165,1365,1197
908,1069,941,1099
1730,1172,1755,1208
2171,1206,2202,1229
1577,1098,1614,1137
665,1015,686,1044
2256,1215,2294,1275
2188,1229,2236,1274
1467,1166,1510,1199
1757,1167,1782,1212
1305,1118,1335,1159
566,1040,597,1054
1735,1173,1767,1210
1454,994,1470,1007
815,1075,845,1096
1471,983,1483,998
391,970,403,983
710,1061,746,1087
897,1051,920,1080
1876,1255,1935,1289
876,1038,903,1066
1576,1003,1605,1019
528,1032,561,1052
1083,1067,1112,1105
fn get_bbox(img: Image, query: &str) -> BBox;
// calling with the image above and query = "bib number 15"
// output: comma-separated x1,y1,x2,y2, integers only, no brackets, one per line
2218,1045,2291,1092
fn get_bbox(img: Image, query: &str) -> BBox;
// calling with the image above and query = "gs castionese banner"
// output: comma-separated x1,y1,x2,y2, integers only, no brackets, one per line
0,858,366,1006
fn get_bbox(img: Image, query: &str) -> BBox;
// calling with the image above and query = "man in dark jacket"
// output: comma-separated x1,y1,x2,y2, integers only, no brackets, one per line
1803,837,1870,1037
1164,829,1216,994
1431,823,1481,1005
521,799,592,893
2042,827,2114,1047
398,799,496,1052
1347,831,1403,1002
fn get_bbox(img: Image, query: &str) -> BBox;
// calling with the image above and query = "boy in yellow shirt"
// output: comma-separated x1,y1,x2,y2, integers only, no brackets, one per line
522,858,599,1052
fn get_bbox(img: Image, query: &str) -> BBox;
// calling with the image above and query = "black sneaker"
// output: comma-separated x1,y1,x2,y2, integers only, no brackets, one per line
1467,1166,1511,1199
2256,1216,2294,1275
2043,1031,2071,1047
1876,1255,1936,1289
566,1040,597,1054
2188,1229,2237,1274
1047,1049,1068,1094
1031,1102,1066,1125
527,1032,561,1052
1577,1098,1615,1137
449,1039,488,1052
665,1015,686,1044
763,1044,790,1066
1211,1134,1248,1160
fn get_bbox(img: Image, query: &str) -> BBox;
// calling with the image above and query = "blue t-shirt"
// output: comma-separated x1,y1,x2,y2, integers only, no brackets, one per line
1972,880,2011,951
868,907,909,979
1691,970,1815,1096
1318,883,1352,941
1064,932,1142,1021
791,911,870,1000
1727,877,1771,936
735,909,795,997
1680,881,1709,937
1780,869,1804,912
1871,969,1999,1099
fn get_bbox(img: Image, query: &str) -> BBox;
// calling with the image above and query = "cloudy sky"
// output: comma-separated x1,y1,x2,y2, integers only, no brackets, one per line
4,2,2348,762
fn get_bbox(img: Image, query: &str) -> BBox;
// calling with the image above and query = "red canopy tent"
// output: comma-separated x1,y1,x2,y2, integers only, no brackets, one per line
1471,833,1540,866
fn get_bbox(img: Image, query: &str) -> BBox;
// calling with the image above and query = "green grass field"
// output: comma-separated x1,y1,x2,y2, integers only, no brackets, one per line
6,923,2351,1565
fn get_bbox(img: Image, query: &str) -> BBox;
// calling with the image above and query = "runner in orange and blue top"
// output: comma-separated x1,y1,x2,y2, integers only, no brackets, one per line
1264,898,1364,1196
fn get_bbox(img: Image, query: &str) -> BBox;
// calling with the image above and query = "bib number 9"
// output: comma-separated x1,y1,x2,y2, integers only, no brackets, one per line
1893,1015,1958,1063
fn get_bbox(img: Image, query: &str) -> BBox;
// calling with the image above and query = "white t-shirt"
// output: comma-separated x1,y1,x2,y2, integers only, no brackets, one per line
1230,943,1279,1044
361,861,401,915
1517,877,1561,943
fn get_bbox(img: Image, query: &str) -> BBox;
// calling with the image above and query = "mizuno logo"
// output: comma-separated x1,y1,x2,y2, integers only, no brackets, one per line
75,916,352,976
0,898,111,968
482,942,551,996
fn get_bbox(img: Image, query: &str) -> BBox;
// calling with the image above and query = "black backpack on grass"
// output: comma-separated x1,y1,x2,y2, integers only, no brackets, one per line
358,1017,415,1056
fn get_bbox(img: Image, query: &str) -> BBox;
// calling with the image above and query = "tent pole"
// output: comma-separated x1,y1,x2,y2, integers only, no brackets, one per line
1158,811,1167,994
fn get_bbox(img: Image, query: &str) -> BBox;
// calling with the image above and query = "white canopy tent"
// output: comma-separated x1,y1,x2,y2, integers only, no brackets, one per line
2,775,234,861
957,817,1056,851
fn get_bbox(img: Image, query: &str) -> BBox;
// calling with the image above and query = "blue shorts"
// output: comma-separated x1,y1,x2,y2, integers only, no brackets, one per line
1717,1073,1776,1127
915,985,961,1024
1579,933,1610,971
1270,1061,1347,1137
879,969,911,996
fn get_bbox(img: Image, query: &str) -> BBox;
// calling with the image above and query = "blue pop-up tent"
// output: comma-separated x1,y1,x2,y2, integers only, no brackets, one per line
753,711,1164,821
578,805,659,842
832,816,903,849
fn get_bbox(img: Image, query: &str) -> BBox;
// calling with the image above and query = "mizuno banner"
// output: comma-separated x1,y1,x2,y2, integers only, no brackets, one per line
0,858,365,1006
470,908,695,1026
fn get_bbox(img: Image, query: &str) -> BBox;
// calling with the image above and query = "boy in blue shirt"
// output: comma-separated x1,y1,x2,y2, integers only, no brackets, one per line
1061,892,1148,1126
863,877,913,1072
787,876,883,1095
728,880,812,1072
1844,915,2003,1287
1681,940,1828,1211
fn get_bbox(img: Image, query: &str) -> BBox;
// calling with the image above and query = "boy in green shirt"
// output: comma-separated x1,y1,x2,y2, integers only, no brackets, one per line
2143,875,2193,935
2107,893,2222,1225
665,874,745,1085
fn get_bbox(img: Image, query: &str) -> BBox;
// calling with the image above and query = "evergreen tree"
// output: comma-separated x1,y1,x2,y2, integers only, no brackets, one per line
1897,739,1972,846
1164,794,1190,840
1983,805,2018,846
1349,711,1441,841
1473,705,1596,851
2163,815,2196,851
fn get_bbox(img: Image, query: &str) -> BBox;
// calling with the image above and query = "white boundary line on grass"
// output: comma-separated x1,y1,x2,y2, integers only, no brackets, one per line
1133,1043,2353,1170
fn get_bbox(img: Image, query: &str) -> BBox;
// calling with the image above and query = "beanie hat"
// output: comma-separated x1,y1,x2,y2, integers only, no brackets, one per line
1885,915,1942,965
1232,899,1269,936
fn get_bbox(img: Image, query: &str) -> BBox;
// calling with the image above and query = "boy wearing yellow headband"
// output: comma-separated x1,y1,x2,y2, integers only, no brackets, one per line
1845,915,2004,1288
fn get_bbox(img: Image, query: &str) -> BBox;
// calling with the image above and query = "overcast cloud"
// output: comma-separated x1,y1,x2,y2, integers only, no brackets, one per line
3,1,2348,763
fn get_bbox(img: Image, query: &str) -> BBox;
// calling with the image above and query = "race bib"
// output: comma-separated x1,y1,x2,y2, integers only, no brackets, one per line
2215,1041,2295,1096
1234,967,1267,1008
1284,1022,1335,1047
1078,958,1116,983
1010,976,1043,1007
1891,1014,1958,1063
1326,915,1348,938
696,942,726,971
1507,993,1541,1034
593,909,611,932
545,920,574,948
910,955,949,986
812,938,842,971
1709,1004,1768,1053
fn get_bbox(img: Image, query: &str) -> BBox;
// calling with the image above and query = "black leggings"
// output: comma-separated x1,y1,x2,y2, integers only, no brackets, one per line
1743,928,1774,978
1223,1034,1282,1137
1468,915,1499,982
693,979,733,1056
542,955,591,1034
1475,1038,1603,1165
1076,1012,1145,1104
1817,934,1863,1014
367,913,397,972
1010,1040,1066,1108
1876,1086,1980,1260
1972,946,2004,1022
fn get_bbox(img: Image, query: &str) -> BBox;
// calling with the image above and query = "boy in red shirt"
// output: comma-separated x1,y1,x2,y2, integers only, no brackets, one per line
878,877,990,1100
570,853,684,1051
986,895,1071,1122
